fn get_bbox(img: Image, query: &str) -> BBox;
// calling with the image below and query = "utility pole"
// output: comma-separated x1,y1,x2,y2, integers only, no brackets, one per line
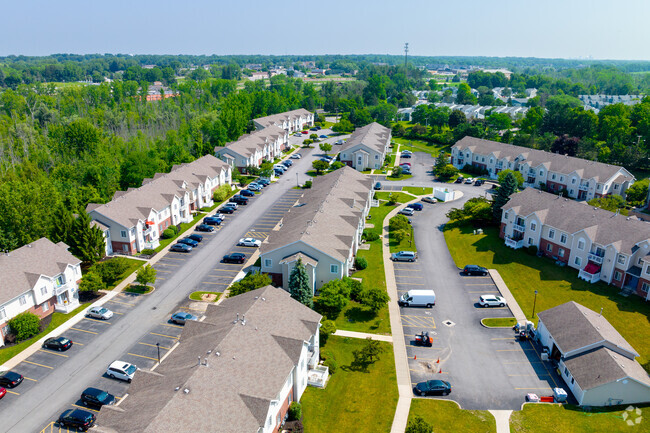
404,42,409,76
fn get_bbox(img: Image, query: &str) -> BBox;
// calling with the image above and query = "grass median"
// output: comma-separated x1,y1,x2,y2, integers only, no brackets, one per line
408,399,496,433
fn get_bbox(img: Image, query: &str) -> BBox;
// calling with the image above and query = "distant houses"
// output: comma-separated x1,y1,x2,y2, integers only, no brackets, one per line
252,108,314,132
214,126,289,173
339,122,392,171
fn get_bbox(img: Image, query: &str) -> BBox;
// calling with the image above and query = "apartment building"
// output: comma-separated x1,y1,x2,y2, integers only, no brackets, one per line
260,167,373,293
252,108,314,132
501,188,650,299
0,238,82,346
451,137,634,200
87,155,231,254
95,286,323,433
214,125,289,172
339,122,392,171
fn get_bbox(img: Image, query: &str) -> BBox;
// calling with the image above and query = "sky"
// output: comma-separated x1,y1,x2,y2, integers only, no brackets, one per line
2,0,650,60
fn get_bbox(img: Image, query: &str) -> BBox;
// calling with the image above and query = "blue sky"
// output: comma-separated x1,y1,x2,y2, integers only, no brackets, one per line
3,0,650,60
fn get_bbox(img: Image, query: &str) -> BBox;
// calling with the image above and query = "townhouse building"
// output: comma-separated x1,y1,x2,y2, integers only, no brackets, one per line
0,238,82,346
260,167,373,293
451,137,634,201
87,155,231,255
214,125,289,173
252,108,314,132
501,188,650,299
339,122,392,171
95,286,323,433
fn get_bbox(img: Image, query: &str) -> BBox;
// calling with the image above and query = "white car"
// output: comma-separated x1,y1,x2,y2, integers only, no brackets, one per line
399,208,415,216
106,361,137,382
213,213,225,220
238,237,262,247
87,306,113,320
479,295,507,308
401,150,413,155
335,139,345,145
290,154,302,159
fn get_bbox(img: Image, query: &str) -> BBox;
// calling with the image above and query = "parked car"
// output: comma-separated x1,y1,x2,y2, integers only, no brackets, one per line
220,206,235,214
240,189,255,197
463,265,488,276
301,130,308,134
170,243,192,253
178,237,199,248
402,150,413,155
319,134,328,138
479,295,507,308
475,179,485,186
464,177,474,184
196,224,216,232
0,372,23,388
203,216,223,225
402,169,412,175
335,139,345,145
223,253,246,264
188,234,203,243
400,153,412,158
170,312,198,325
310,127,318,131
230,195,249,205
42,336,72,352
399,162,411,168
294,133,302,137
399,289,435,307
374,182,382,190
57,409,96,431
407,203,423,211
80,387,116,409
0,387,6,400
223,202,238,210
399,207,415,216
257,178,271,185
290,153,302,159
247,183,261,191
316,126,322,130
238,237,262,247
106,361,137,382
87,306,113,320
421,196,437,204
413,380,451,396
282,160,293,167
274,169,284,176
391,251,417,262
273,164,287,172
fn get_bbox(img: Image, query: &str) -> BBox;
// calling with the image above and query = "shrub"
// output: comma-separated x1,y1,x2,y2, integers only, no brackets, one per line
362,230,379,242
355,257,368,270
527,245,538,256
342,277,364,301
288,402,303,421
8,312,41,342
390,166,403,178
323,357,338,374
303,139,313,145
78,271,106,293
91,257,131,286
213,184,233,202
227,272,272,297
319,319,337,346
387,193,398,206
162,228,176,239
360,286,390,313
140,248,155,256
303,180,312,189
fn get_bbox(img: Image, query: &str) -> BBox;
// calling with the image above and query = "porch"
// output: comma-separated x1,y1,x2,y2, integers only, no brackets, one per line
578,262,601,284
505,236,524,249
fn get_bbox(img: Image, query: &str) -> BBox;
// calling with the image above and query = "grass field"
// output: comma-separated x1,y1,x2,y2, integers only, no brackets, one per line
392,137,449,157
408,399,495,433
402,187,433,196
189,291,221,302
301,336,398,433
374,191,414,204
444,224,650,372
106,258,146,290
481,317,517,328
124,284,153,294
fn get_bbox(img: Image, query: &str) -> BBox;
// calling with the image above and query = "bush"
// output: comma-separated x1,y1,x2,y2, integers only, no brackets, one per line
362,230,379,242
303,139,313,145
227,272,272,297
390,166,403,178
140,248,155,256
354,257,368,270
162,228,176,239
387,193,398,206
527,245,538,256
288,402,303,421
213,184,233,202
91,257,131,286
323,357,338,374
78,271,106,293
303,180,312,189
8,312,41,342
342,277,364,301
360,286,390,313
319,319,337,346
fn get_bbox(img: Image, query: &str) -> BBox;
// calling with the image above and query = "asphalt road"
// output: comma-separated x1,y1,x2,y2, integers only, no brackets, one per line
0,142,321,433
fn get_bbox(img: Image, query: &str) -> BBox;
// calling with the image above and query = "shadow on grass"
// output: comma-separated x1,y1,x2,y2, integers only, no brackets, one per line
344,306,381,329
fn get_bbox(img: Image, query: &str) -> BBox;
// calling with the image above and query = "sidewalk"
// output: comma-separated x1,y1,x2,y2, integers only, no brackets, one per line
488,269,527,322
489,410,512,433
333,330,393,342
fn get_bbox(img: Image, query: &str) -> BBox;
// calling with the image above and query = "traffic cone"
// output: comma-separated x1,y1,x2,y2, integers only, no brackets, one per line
436,357,440,364
414,355,417,360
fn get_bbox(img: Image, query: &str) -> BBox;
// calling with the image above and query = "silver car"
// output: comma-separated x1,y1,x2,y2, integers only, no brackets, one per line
87,307,113,320
391,251,417,262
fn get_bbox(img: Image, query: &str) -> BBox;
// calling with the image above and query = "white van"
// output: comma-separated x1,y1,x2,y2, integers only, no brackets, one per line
398,289,436,308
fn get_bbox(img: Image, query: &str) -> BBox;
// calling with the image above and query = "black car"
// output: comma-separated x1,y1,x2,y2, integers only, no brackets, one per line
463,265,488,276
454,177,464,183
230,195,249,205
402,169,412,175
188,234,203,242
170,243,192,253
223,253,246,264
178,237,199,247
81,387,116,409
274,169,284,176
414,380,451,396
407,203,423,211
220,206,235,214
374,182,382,190
240,189,255,197
42,336,72,352
0,371,23,388
282,160,293,167
400,153,412,158
58,409,96,431
257,178,270,186
195,224,216,232
203,216,223,225
475,179,485,186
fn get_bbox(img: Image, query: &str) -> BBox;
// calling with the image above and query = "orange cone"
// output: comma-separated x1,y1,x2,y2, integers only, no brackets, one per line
414,355,417,360
436,357,440,363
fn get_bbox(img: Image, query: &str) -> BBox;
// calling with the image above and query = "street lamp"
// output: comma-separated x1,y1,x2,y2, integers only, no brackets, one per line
532,290,538,319
296,173,299,188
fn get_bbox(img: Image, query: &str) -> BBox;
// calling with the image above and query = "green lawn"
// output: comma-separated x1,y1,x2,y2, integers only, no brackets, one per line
481,317,517,328
155,212,206,252
301,336,398,433
510,403,650,433
386,173,413,181
106,258,146,290
444,225,650,371
408,399,495,433
374,191,413,204
392,137,448,157
124,284,153,294
0,302,90,365
389,215,416,253
402,187,433,196
189,291,221,302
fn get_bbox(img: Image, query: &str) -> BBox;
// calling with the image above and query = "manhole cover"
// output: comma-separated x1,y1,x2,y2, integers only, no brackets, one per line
443,320,455,327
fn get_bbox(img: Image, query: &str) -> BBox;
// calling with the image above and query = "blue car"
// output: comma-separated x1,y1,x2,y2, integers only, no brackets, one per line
178,237,199,247
407,203,423,211
240,189,255,197
170,243,192,253
203,216,222,225
319,135,328,138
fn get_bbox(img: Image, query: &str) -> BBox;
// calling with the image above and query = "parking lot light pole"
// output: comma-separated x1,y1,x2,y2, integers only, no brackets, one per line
532,290,538,319
156,342,161,364
296,173,299,188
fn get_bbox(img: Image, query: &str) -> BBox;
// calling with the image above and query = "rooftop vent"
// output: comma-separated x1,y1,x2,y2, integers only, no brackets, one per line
184,389,190,394
233,313,239,324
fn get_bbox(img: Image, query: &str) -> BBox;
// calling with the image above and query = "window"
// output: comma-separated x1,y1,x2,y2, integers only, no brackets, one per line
375,154,379,160
574,257,582,267
42,302,49,313
481,157,485,162
528,238,533,245
546,244,553,252
571,377,574,384
597,183,602,190
539,170,544,176
578,240,585,250
571,178,576,184
564,367,569,376
549,229,555,239
504,212,509,220
614,271,622,281
642,282,650,293
342,154,346,158
559,176,564,182
121,230,127,238
558,248,565,257
264,259,272,268
614,184,619,190
552,174,556,180
0,308,5,320
560,234,567,244
40,286,47,295
19,295,27,306
638,258,643,266
55,275,64,287
330,264,339,274
617,254,626,265
646,265,650,275
530,222,536,232
1,326,7,336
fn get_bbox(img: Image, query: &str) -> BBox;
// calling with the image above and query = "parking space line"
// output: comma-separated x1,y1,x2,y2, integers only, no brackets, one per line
106,299,135,307
401,315,436,328
496,349,536,352
128,352,158,361
73,403,99,412
212,269,239,272
150,332,179,339
70,327,98,335
23,360,54,369
24,377,37,382
469,290,499,293
394,268,422,272
160,323,184,329
157,277,166,280
395,275,423,279
38,349,69,358
156,269,172,273
112,311,124,315
491,338,514,340
514,387,553,390
73,342,83,345
218,263,242,267
84,317,111,324
465,283,496,286
139,342,171,350
509,374,550,377
6,390,19,395
504,361,543,364
155,262,179,267
527,342,558,387
202,281,228,285
396,282,425,286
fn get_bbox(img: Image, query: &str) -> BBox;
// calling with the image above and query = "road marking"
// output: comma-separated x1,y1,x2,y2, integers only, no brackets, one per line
504,361,543,364
150,332,179,339
401,315,436,328
156,269,172,273
128,352,159,361
106,299,135,307
23,360,54,369
84,317,111,324
468,290,499,293
6,390,19,395
465,283,496,286
218,263,243,267
491,338,514,340
395,275,423,279
139,342,170,350
397,282,425,286
161,257,186,261
527,341,558,387
202,281,228,285
156,262,180,267
38,349,69,358
70,327,98,334
496,349,536,352
514,387,553,390
212,269,240,273
74,342,84,345
160,323,184,329
508,374,550,377
73,403,98,412
24,377,37,382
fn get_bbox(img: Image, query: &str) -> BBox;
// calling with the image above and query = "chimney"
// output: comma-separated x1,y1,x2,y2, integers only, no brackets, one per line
599,307,603,317
241,315,246,326
233,313,239,324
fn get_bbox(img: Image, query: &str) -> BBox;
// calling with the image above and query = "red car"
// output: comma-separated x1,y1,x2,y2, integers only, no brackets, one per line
0,387,6,400
301,130,308,134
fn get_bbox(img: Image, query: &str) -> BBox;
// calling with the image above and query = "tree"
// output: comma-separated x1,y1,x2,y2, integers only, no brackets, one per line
448,110,467,129
551,134,580,156
487,113,512,131
389,214,410,232
625,178,649,206
136,264,157,286
312,160,330,174
319,319,337,346
493,172,519,221
227,272,272,297
351,338,386,371
316,279,350,319
49,205,75,245
446,197,492,223
588,195,627,214
69,211,106,266
455,83,476,105
319,142,332,154
288,258,313,307
8,311,41,342
360,286,390,314
78,271,106,293
406,416,433,433
91,257,130,286
497,169,524,188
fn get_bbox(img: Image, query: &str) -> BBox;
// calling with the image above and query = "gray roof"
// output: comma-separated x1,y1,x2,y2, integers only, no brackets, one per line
253,108,312,129
340,122,391,154
215,125,287,159
537,301,638,357
503,188,650,254
564,347,650,391
453,136,632,183
0,238,80,304
87,155,230,229
94,286,321,433
279,252,319,267
260,167,372,262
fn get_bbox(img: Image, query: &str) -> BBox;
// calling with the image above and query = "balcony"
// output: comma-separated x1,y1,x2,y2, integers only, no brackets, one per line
307,365,329,388
579,184,589,191
578,269,600,283
513,223,526,232
55,298,80,313
505,236,524,249
587,253,604,264
54,284,70,296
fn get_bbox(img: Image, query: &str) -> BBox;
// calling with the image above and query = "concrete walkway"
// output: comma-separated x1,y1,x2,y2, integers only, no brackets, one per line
489,410,512,433
488,269,527,322
333,329,393,342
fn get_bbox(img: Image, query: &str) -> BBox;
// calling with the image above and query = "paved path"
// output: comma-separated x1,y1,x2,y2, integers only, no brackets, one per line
489,269,527,322
489,410,512,433
333,330,393,342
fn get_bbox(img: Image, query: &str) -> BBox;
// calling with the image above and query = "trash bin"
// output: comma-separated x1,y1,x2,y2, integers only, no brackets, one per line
553,387,568,403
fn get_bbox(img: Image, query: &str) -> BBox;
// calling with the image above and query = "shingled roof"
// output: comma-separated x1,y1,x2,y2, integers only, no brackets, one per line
340,122,391,154
260,167,373,262
453,136,631,183
94,286,321,433
214,125,287,159
253,108,312,129
503,188,650,254
0,238,80,304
